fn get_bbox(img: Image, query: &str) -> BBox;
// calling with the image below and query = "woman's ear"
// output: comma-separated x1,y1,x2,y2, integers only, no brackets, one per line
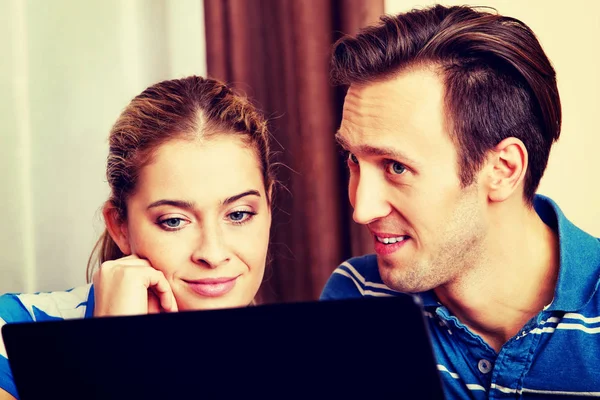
102,202,131,255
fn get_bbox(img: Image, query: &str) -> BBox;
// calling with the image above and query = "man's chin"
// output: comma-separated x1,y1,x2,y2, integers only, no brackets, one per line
377,259,432,293
376,253,410,274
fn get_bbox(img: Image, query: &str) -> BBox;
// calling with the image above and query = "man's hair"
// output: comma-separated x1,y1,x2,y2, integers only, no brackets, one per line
331,5,561,203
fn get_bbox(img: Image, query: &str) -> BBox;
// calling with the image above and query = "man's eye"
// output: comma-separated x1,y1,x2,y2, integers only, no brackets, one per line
387,161,406,175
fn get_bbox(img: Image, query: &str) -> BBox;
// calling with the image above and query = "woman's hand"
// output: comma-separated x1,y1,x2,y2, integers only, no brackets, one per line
93,254,178,317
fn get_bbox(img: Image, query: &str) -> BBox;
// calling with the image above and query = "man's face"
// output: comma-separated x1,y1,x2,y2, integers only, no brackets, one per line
337,66,488,292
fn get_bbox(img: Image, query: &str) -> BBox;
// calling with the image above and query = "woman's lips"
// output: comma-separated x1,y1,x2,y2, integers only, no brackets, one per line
186,276,239,297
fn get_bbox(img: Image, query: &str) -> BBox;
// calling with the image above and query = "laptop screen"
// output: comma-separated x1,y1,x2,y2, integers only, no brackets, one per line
3,295,445,399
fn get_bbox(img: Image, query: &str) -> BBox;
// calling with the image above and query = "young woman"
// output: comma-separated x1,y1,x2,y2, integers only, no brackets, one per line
0,76,276,399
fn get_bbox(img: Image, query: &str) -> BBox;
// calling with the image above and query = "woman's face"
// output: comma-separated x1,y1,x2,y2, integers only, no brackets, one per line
117,135,271,310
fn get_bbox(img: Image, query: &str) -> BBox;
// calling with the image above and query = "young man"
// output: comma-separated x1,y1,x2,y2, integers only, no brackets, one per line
321,5,600,398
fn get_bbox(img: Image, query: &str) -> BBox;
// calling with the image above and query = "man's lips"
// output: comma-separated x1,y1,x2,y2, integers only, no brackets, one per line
370,230,411,241
371,231,411,255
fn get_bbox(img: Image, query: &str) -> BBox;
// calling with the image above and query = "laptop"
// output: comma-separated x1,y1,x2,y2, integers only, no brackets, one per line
2,295,445,399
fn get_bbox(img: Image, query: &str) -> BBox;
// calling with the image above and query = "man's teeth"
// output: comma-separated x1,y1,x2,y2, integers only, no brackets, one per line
376,236,409,244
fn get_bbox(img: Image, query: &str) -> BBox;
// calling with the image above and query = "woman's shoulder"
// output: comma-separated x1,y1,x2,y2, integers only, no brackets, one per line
0,284,94,398
0,284,94,324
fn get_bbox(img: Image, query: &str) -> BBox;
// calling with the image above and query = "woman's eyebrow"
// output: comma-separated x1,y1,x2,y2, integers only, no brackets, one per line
147,199,195,210
146,190,261,210
222,190,261,205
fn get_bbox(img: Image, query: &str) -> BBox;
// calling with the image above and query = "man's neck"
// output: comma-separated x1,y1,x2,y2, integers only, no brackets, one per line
433,198,559,353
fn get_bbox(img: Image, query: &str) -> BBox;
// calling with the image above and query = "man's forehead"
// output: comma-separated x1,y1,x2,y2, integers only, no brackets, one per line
345,66,443,101
341,68,445,129
337,67,453,166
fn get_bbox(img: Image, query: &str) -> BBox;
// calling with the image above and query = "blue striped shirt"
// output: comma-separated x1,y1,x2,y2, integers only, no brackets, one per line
0,284,95,398
321,195,600,398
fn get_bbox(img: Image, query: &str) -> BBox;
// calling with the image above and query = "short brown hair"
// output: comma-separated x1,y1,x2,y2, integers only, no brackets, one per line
331,5,561,203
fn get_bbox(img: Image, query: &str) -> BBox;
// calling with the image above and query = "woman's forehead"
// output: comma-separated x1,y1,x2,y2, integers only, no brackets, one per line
134,137,265,206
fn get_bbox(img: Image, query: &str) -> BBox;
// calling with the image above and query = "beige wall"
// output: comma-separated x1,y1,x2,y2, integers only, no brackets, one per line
385,0,600,237
1,0,207,294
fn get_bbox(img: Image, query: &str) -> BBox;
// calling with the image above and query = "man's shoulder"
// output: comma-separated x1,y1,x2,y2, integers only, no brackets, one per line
320,254,401,300
335,254,383,283
535,195,600,311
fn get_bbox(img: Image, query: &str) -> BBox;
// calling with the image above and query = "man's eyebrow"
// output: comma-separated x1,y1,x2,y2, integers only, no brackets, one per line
356,144,415,162
335,131,420,167
222,190,261,205
147,199,195,210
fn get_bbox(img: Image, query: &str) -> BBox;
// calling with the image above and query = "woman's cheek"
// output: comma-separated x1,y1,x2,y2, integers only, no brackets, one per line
134,235,185,278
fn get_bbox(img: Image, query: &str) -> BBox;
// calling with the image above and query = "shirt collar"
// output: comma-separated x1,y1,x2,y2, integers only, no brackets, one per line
535,194,600,312
418,194,600,311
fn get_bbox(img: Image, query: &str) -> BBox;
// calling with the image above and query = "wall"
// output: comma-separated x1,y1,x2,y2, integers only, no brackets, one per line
3,0,597,294
384,0,600,236
0,0,207,293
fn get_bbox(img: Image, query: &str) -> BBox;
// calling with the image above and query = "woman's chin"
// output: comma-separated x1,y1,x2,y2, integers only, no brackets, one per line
176,295,252,312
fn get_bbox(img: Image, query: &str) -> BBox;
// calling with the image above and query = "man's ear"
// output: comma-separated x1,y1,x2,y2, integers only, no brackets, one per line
102,202,131,255
484,137,528,203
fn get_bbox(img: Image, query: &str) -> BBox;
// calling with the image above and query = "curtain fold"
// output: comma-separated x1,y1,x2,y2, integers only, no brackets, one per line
204,0,384,303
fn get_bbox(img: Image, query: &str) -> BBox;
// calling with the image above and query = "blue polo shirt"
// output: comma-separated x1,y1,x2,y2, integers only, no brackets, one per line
320,195,600,398
0,284,95,399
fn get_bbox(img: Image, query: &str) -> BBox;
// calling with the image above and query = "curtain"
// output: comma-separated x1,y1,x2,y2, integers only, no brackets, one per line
204,0,384,303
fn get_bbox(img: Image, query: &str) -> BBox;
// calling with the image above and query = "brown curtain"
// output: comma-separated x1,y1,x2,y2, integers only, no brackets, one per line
204,0,384,303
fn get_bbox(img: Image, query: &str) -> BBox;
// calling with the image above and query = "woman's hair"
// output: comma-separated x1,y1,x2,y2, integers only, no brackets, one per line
87,76,275,282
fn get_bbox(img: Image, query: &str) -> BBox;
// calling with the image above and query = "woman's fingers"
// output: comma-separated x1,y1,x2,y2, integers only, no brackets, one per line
94,255,177,316
147,291,162,314
145,269,179,313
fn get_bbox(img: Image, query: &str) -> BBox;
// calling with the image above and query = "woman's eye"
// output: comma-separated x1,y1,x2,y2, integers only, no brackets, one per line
230,212,246,221
228,211,256,224
159,218,187,231
387,161,406,175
